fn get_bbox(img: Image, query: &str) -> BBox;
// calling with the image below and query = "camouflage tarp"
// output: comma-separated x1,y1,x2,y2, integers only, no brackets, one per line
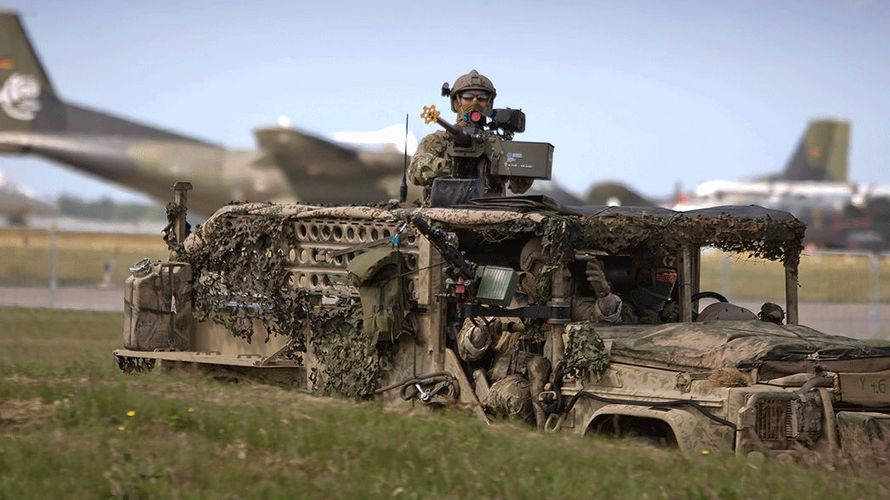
428,202,806,267
601,321,890,372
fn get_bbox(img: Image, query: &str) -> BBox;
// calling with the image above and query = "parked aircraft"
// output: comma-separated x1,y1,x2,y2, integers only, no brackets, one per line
674,119,890,250
0,169,56,225
0,12,420,216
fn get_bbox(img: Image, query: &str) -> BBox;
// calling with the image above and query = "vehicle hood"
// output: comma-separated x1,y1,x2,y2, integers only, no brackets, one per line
601,320,890,375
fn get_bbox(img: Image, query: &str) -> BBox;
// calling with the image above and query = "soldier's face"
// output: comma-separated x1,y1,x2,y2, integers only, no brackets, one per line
458,91,491,115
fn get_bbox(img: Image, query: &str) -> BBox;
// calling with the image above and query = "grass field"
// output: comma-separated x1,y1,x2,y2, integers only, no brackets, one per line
1,308,887,498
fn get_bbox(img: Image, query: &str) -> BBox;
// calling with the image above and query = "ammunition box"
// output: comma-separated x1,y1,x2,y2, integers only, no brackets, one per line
498,141,553,179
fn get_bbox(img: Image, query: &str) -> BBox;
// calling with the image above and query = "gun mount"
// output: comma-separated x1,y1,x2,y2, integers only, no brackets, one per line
419,104,553,199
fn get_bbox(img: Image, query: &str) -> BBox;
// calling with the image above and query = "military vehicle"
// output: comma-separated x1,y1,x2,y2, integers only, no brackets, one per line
113,102,890,458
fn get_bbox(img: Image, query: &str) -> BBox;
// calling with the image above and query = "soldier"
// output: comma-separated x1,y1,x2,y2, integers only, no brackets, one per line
575,256,679,325
409,70,533,194
573,258,623,323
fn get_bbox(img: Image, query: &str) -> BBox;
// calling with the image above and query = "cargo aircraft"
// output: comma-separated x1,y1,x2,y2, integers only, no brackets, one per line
673,119,890,249
0,168,56,225
0,11,421,216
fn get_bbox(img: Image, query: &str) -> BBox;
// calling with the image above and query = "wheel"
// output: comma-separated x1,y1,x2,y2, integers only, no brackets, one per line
691,291,728,303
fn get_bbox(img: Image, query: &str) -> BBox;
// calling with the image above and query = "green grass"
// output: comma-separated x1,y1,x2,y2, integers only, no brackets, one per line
1,308,887,498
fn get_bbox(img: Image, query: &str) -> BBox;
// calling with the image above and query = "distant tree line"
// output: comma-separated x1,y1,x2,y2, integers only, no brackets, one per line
57,195,166,221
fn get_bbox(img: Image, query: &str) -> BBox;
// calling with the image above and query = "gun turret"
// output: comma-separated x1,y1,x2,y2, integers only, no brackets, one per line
419,104,553,187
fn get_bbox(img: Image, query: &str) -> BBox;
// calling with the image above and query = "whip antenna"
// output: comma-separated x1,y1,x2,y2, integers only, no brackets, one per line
400,113,409,203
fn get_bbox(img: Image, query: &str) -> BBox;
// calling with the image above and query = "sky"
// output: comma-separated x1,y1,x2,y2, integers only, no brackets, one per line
3,0,889,203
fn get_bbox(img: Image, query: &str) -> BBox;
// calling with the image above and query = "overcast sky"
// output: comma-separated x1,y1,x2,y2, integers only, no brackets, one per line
3,0,889,203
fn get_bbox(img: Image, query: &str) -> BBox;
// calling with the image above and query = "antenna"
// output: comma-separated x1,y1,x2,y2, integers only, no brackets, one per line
400,113,409,203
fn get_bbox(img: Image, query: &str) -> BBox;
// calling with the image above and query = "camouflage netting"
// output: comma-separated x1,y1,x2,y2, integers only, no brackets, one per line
571,211,806,268
181,202,397,397
563,322,610,381
179,201,806,395
429,205,806,267
307,303,392,399
184,205,310,349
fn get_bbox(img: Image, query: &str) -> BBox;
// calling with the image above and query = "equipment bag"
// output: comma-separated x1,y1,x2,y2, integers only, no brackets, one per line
346,247,407,343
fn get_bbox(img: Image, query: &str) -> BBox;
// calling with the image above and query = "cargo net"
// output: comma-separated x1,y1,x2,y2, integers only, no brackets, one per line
183,207,392,398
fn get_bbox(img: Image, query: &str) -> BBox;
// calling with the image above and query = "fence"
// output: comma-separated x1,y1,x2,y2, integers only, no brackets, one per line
0,226,167,311
701,249,890,339
1,226,888,339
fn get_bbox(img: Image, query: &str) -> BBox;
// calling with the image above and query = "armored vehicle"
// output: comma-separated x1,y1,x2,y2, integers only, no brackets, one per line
115,105,890,458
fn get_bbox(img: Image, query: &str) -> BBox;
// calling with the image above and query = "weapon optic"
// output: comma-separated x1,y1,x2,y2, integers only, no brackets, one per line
420,105,526,143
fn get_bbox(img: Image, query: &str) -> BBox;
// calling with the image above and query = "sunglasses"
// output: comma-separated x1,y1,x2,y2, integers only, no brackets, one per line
459,91,491,102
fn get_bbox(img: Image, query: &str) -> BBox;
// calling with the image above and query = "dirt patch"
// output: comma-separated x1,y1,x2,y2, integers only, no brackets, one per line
0,398,51,428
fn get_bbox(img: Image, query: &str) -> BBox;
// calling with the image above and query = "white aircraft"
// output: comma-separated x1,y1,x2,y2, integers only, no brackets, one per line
0,169,57,225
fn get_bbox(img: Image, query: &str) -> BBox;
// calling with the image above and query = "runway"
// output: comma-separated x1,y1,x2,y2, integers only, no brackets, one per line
0,286,122,312
0,287,886,340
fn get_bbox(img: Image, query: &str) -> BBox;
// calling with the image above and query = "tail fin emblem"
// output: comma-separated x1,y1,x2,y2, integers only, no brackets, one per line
0,73,41,120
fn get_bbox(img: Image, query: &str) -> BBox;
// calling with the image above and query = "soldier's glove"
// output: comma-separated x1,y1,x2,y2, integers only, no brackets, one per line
585,259,611,299
419,157,448,183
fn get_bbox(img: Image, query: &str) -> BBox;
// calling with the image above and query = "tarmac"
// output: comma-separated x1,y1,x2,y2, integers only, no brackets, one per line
0,286,122,312
0,287,887,340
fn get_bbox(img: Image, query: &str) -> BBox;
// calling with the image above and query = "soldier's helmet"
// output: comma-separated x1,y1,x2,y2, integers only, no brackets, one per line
450,69,497,113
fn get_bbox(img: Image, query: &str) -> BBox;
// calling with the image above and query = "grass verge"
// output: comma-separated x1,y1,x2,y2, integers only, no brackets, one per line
1,308,888,498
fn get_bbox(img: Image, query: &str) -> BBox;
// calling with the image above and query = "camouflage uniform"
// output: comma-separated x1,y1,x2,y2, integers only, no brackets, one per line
409,69,534,194
409,130,450,186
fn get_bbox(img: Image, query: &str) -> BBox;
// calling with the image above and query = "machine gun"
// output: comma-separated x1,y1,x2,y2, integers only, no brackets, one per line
411,214,519,307
411,214,477,280
419,104,554,204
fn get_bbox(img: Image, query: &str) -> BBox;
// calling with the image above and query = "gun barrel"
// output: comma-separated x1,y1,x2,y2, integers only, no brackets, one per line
435,117,472,147
411,215,476,278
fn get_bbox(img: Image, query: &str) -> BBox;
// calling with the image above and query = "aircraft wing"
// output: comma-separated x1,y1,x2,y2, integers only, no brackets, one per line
253,126,390,204
254,126,370,177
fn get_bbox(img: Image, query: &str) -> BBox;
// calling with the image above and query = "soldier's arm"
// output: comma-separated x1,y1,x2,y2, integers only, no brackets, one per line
586,259,622,322
571,294,623,323
408,132,449,186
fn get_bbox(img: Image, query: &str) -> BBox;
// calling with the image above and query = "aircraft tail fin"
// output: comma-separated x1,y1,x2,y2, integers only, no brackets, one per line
0,12,65,133
780,119,850,182
1,11,209,146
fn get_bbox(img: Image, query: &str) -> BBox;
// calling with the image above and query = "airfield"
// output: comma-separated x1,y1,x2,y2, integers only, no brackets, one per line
3,222,890,497
3,1,890,495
